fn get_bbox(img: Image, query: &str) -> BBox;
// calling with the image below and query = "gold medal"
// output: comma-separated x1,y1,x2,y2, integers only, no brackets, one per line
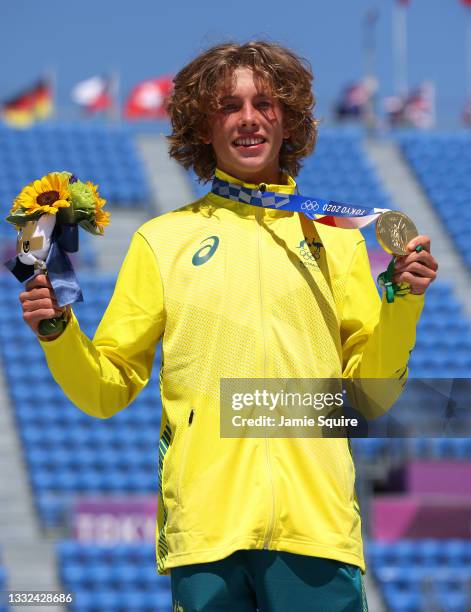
375,211,419,256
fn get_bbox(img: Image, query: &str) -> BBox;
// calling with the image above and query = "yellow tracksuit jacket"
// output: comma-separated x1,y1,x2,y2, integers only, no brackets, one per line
40,168,424,574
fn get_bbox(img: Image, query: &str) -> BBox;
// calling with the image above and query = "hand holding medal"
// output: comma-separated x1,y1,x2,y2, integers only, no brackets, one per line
376,211,438,302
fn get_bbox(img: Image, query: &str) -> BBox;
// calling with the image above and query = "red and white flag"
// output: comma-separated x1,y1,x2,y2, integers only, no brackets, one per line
71,76,112,112
124,76,173,119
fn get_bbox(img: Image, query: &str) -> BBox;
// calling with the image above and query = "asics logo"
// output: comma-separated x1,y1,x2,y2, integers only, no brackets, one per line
300,200,319,212
192,236,219,266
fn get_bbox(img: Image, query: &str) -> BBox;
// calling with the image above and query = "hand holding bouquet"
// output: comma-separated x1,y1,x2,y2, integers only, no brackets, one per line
4,172,110,337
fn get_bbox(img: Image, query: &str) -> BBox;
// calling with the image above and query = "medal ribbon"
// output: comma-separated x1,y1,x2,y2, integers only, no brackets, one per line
211,176,424,303
377,245,424,303
211,176,389,229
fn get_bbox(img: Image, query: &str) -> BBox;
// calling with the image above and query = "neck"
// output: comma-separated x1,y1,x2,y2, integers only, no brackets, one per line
218,165,285,186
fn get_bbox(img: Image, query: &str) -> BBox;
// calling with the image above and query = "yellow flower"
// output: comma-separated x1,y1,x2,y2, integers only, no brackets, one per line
87,181,110,233
11,172,70,217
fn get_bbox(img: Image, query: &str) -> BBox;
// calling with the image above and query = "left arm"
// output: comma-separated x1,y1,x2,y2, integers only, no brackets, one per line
341,235,437,418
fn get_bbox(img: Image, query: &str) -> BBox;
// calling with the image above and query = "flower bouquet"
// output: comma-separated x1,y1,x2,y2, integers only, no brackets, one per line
4,171,110,336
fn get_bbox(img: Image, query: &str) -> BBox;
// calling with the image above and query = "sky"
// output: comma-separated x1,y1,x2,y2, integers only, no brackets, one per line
0,0,469,128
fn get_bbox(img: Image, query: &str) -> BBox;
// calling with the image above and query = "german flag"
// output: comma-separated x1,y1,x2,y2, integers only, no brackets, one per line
2,79,53,128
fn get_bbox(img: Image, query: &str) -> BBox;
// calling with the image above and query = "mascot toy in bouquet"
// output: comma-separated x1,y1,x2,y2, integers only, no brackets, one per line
4,171,110,336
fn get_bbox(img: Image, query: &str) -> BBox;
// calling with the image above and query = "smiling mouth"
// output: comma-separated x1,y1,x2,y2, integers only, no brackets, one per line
233,136,266,148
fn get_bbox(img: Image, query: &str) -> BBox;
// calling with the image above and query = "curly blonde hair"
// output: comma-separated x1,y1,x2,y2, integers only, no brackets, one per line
167,41,319,181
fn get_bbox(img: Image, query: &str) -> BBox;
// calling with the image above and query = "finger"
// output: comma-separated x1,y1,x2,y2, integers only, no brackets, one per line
414,250,438,269
20,287,57,303
406,234,431,253
25,274,52,291
22,298,59,314
23,308,64,331
395,253,438,274
394,251,438,270
392,273,410,285
394,255,407,270
398,262,437,279
394,249,431,265
399,271,435,294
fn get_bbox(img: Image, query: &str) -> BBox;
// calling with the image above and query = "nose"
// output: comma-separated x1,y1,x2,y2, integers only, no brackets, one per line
239,102,258,128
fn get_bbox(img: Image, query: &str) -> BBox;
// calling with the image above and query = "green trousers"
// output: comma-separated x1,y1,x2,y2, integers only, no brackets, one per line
171,550,368,611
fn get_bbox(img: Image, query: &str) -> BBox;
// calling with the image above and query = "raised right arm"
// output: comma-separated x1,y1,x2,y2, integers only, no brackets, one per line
34,231,165,418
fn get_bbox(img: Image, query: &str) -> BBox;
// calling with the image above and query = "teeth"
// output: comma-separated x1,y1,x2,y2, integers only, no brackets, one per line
234,137,265,146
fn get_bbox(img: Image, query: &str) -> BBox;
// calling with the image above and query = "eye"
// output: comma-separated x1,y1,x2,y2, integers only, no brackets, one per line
221,103,239,113
257,100,272,110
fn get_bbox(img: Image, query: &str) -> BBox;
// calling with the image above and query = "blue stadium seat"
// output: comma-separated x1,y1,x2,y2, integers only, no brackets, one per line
437,591,469,612
0,123,151,220
398,133,471,274
371,539,471,612
383,587,421,612
0,274,162,525
57,542,172,611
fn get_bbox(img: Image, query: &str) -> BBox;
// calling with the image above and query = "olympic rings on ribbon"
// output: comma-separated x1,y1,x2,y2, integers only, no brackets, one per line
300,200,319,212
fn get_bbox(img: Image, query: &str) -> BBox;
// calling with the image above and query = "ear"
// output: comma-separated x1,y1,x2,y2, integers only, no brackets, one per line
200,120,212,145
283,126,290,140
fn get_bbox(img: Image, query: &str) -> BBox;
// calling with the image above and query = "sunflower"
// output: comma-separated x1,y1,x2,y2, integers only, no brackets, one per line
11,172,70,217
87,181,110,233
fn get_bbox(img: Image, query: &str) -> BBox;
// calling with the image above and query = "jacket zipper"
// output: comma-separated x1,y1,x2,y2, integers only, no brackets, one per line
176,408,194,507
256,204,276,550
263,439,276,549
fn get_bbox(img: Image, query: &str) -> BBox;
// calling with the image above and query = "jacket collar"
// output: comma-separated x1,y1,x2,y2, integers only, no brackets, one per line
205,168,297,219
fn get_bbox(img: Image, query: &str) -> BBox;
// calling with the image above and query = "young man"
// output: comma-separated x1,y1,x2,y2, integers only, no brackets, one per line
20,42,437,610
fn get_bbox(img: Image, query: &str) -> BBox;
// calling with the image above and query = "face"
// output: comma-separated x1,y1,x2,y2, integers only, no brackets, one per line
204,67,289,185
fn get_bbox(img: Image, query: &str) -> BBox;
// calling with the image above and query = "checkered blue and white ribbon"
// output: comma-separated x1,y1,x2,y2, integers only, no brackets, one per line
211,177,389,229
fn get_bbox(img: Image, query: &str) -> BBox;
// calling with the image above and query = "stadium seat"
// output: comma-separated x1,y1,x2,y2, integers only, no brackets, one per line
0,273,162,526
0,123,151,219
371,539,471,611
57,542,172,611
398,133,471,273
